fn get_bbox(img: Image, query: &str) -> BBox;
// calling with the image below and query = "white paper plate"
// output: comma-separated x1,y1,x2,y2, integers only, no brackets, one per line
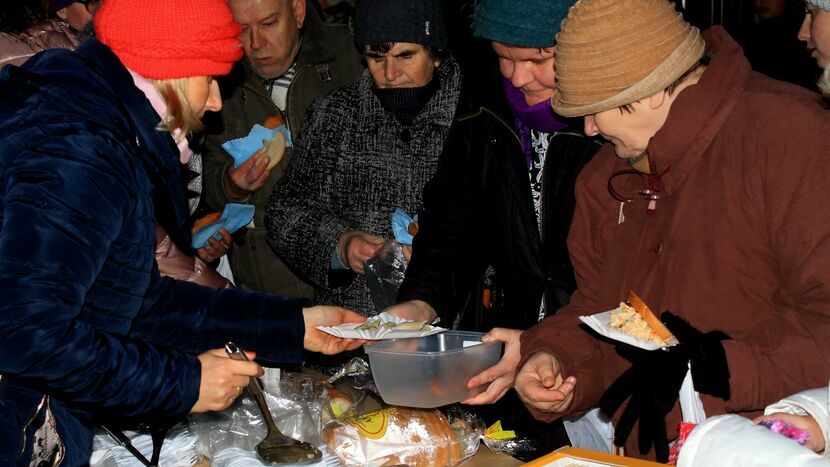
317,311,446,340
578,310,676,351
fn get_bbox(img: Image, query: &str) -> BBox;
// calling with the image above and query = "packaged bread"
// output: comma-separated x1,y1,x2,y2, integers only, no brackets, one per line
322,391,479,466
608,291,677,346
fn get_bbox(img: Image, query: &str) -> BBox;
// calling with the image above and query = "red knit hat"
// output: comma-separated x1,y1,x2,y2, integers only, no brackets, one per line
94,0,243,80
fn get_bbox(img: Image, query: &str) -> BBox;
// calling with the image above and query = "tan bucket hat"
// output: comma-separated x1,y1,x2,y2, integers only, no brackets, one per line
552,0,705,117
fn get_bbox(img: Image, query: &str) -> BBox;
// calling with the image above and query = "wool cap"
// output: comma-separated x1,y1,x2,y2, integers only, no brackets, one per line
806,0,830,11
94,0,243,80
355,0,447,49
49,0,78,13
473,0,575,47
552,0,705,117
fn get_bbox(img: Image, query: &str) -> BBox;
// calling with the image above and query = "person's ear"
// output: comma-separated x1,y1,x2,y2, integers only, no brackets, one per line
56,7,68,20
647,90,668,110
293,0,307,29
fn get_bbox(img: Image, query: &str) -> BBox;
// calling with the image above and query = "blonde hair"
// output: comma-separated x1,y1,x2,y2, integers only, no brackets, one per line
152,78,204,140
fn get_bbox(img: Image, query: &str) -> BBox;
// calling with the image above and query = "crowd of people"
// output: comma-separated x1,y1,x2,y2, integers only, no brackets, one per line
1,0,830,465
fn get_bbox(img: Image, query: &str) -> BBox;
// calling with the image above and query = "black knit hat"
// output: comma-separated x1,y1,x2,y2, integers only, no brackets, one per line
355,0,447,49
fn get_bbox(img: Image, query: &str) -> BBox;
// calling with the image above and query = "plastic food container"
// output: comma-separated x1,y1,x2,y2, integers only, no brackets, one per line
364,331,503,408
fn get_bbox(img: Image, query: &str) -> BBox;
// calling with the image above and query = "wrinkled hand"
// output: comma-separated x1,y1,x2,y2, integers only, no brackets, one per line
302,305,367,354
515,352,576,416
755,413,825,453
227,150,271,199
385,300,437,323
337,231,384,274
462,328,523,405
191,348,262,413
197,228,232,263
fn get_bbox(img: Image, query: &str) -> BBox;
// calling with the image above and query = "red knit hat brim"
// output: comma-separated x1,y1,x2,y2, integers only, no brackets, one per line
95,0,243,80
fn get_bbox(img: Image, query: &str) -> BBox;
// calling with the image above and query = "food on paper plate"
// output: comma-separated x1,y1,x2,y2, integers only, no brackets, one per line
191,212,221,233
356,319,427,332
608,291,676,346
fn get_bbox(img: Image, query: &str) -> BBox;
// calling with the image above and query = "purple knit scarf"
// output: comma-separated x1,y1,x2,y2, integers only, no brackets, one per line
503,78,568,169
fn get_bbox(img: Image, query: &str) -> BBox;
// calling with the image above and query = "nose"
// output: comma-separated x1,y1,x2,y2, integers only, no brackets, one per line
510,62,533,90
205,81,222,112
798,15,812,42
384,59,400,83
584,115,599,137
250,27,265,50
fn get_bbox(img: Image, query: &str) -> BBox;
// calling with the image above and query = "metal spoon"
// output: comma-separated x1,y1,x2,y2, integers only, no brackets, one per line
224,342,323,465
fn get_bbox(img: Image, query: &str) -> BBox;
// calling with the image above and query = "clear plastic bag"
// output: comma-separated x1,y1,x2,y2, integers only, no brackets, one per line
363,240,408,314
321,379,484,467
189,369,330,466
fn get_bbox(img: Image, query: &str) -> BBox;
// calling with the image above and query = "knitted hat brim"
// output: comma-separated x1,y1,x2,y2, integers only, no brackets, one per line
552,17,705,117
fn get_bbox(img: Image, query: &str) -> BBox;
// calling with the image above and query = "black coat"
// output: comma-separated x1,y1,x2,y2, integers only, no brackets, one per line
398,86,602,331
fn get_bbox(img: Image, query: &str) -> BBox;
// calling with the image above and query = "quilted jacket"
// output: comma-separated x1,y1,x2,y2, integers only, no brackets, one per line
0,40,307,466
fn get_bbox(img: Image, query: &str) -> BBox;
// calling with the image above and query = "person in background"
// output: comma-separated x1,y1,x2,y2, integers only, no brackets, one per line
49,0,98,32
386,0,599,457
514,0,830,461
0,0,365,463
200,0,363,297
266,0,462,315
738,0,818,91
800,0,830,96
677,382,830,465
0,0,81,68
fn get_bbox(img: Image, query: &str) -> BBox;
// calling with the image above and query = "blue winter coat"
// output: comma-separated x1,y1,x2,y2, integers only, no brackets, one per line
0,39,308,466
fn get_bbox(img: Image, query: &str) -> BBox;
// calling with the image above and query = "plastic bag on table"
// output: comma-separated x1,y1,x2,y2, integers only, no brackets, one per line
363,240,408,314
321,378,484,467
189,369,329,466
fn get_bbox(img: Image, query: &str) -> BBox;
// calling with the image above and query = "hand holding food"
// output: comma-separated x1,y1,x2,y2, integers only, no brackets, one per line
302,306,367,354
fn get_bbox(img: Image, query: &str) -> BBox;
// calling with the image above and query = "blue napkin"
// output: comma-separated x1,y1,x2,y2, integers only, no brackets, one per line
391,208,418,245
191,203,255,249
221,124,292,168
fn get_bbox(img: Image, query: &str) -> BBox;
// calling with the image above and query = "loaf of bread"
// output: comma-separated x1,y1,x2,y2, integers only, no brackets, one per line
322,395,478,466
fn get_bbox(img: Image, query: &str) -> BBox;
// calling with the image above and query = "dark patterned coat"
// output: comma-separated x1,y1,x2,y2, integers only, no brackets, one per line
266,58,462,315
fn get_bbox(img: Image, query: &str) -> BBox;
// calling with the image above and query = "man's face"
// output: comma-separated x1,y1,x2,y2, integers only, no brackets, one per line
583,95,669,160
229,0,306,79
754,0,787,20
364,43,439,89
799,4,830,68
491,42,556,106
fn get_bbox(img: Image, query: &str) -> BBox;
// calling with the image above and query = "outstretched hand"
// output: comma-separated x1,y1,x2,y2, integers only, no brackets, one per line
515,352,576,416
302,305,367,354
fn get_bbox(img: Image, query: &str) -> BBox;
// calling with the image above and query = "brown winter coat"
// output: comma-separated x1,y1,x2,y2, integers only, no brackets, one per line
520,27,830,455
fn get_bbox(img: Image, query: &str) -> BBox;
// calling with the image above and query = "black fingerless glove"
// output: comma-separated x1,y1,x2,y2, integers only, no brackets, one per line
598,311,730,462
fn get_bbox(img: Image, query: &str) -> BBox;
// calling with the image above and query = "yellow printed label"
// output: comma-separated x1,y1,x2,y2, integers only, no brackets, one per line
346,408,395,440
485,420,516,440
